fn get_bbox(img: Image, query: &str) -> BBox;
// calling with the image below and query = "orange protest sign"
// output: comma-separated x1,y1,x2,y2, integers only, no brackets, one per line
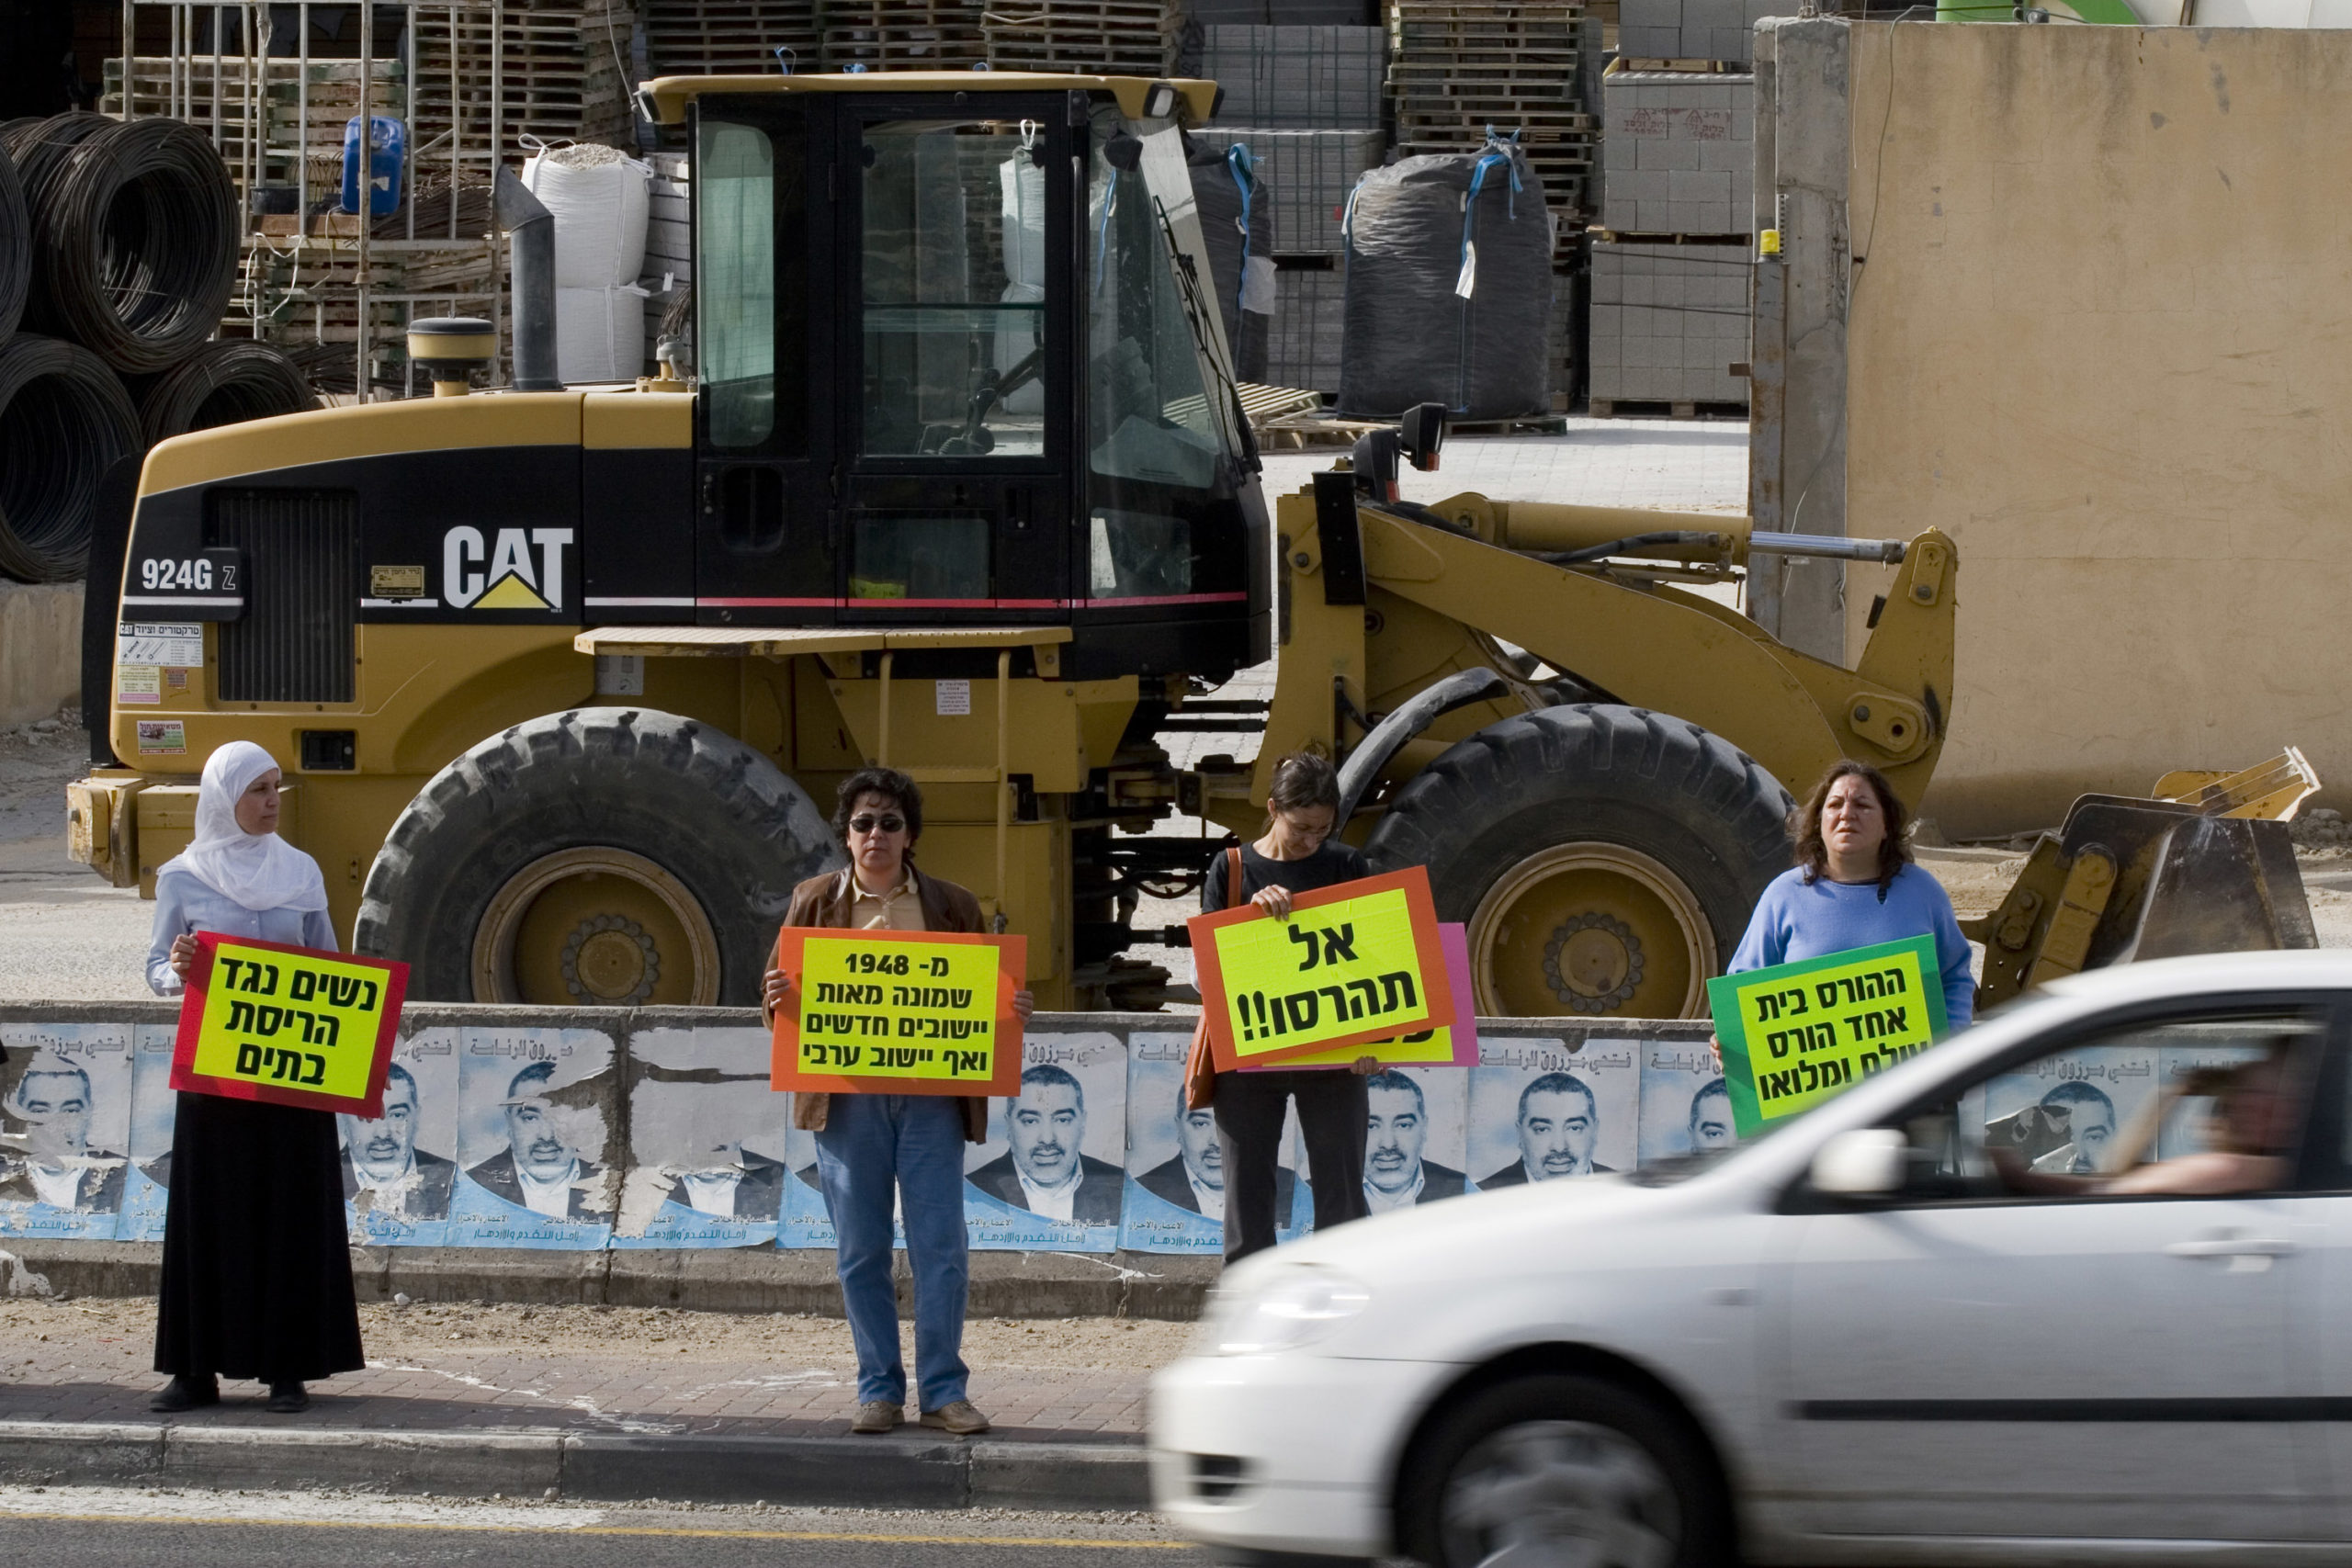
1188,865,1454,1071
769,928,1025,1098
169,933,406,1116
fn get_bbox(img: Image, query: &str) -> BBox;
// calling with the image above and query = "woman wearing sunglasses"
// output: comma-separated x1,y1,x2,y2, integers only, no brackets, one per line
762,767,1032,1440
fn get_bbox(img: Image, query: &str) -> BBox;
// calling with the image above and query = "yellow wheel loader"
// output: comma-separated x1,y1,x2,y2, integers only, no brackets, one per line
69,70,1974,1020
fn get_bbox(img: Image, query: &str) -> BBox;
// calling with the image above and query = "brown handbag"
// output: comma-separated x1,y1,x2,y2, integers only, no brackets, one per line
1182,846,1244,1111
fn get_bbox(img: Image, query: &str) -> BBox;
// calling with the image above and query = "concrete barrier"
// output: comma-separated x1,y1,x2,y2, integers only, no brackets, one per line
0,580,82,729
0,1001,1716,1315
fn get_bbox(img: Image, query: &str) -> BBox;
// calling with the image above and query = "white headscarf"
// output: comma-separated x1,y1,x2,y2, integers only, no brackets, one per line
155,740,329,913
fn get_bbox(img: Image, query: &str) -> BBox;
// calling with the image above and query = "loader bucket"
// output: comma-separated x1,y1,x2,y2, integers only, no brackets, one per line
1967,795,2318,1009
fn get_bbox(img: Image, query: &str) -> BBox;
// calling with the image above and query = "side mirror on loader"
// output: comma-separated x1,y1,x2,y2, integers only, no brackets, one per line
1348,403,1451,502
1399,402,1446,472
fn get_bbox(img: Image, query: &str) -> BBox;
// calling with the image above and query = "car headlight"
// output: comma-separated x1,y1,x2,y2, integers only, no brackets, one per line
1204,1266,1371,1356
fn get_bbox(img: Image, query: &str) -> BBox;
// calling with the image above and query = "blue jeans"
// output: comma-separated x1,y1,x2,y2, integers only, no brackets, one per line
812,1094,971,1410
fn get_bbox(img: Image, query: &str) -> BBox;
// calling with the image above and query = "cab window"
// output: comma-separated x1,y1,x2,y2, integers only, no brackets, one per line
858,118,1050,460
697,112,807,454
1883,1008,2327,1203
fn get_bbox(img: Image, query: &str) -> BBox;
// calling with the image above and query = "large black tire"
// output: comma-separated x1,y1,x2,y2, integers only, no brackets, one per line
355,708,838,1006
1363,705,1792,1020
1397,1373,1734,1568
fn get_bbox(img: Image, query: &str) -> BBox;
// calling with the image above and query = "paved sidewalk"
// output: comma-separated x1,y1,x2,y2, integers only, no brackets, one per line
0,1297,1170,1442
0,1298,1175,1507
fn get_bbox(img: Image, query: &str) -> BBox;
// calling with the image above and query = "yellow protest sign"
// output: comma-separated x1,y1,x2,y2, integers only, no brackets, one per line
770,928,1025,1097
1706,934,1949,1136
1190,865,1453,1070
170,934,408,1115
1244,921,1478,1069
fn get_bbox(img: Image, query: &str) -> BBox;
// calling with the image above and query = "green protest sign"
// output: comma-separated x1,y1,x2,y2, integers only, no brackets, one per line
1707,935,1949,1137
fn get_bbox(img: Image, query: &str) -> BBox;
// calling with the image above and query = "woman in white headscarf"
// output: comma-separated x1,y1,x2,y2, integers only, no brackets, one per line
143,741,364,1415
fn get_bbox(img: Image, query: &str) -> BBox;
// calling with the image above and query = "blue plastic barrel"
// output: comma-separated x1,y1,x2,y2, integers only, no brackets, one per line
340,115,405,216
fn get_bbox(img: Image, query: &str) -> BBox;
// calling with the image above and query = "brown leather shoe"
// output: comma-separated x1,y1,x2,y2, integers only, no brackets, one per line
919,1399,990,1435
851,1400,903,1434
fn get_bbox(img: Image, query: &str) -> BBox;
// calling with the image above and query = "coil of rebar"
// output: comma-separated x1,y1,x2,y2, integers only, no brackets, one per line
0,333,142,583
0,142,27,342
130,337,318,446
0,113,110,339
15,114,238,375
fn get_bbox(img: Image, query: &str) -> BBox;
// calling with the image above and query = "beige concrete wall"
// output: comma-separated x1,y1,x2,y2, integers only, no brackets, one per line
1836,23,2352,837
0,581,83,728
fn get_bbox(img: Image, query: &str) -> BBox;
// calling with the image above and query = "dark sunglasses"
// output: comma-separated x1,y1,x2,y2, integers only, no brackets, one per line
849,814,908,835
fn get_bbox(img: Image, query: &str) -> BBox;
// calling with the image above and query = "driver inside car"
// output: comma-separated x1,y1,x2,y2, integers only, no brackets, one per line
1987,1044,2301,1199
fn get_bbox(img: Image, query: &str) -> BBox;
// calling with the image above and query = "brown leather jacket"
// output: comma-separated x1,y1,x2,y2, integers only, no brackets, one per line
776,864,990,1143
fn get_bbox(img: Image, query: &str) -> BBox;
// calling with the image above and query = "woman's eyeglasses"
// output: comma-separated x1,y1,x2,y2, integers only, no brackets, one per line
849,814,908,835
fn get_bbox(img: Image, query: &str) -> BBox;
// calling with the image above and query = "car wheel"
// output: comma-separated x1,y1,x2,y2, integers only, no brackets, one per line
1402,1374,1729,1568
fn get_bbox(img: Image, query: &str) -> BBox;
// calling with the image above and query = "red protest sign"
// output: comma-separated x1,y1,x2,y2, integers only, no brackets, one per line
169,933,407,1116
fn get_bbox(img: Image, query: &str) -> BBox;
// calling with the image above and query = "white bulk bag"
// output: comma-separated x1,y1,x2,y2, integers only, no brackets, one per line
555,283,650,383
523,141,652,289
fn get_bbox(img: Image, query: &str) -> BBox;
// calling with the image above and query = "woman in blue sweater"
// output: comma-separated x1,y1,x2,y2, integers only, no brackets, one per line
1728,761,1976,1031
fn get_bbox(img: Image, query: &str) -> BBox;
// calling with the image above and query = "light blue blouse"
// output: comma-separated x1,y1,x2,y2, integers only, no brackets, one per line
145,869,340,998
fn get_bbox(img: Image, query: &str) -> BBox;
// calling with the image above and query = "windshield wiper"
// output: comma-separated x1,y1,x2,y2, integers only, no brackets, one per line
1151,194,1261,474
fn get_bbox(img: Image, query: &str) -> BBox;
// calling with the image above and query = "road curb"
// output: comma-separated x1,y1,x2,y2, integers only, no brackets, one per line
0,1419,1150,1510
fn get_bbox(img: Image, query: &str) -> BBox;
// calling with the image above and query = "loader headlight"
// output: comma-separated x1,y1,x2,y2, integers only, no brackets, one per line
1204,1266,1371,1356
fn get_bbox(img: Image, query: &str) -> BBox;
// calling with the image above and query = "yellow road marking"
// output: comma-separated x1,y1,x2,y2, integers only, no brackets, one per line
0,1508,1192,1549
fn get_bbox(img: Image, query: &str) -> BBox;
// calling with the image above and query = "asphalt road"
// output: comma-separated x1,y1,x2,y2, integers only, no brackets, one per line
0,1489,1213,1567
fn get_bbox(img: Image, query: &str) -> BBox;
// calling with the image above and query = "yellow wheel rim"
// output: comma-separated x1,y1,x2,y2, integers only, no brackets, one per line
1468,842,1716,1020
470,847,722,1007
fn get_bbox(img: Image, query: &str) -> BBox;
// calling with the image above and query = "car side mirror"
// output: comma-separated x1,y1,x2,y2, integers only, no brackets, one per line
1810,1128,1907,1197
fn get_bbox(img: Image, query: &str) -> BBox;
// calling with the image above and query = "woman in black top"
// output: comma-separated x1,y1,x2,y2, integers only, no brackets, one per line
1201,753,1380,1262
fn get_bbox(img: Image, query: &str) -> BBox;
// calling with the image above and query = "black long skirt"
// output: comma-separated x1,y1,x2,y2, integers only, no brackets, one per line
153,1092,365,1383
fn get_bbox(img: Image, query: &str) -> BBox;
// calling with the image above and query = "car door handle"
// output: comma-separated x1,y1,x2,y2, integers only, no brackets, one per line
2165,1237,2299,1258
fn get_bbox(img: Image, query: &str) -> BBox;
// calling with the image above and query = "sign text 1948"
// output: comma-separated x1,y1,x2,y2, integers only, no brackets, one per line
770,929,1025,1098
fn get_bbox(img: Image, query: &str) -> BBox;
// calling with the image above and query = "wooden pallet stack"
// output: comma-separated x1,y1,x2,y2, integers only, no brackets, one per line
824,0,988,72
409,0,639,168
1386,0,1593,238
644,0,823,75
981,0,1183,77
99,55,403,216
232,231,506,395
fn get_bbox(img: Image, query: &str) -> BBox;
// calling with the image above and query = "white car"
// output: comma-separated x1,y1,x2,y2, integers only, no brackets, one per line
1150,951,2352,1566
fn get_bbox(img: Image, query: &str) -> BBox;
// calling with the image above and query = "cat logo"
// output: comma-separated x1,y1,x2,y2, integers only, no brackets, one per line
443,526,573,612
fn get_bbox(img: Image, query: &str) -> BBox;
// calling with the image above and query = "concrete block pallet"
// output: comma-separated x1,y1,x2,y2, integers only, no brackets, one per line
1616,0,1794,68
1600,69,1752,239
1188,126,1385,254
1265,259,1346,396
1195,24,1387,127
982,0,1184,75
1587,237,1749,411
